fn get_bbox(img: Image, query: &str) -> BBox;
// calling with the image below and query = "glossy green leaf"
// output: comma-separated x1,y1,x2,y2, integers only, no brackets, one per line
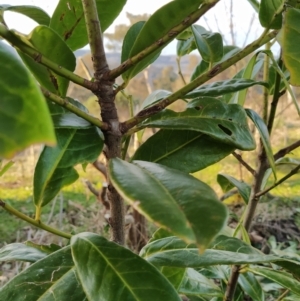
148,228,173,243
140,237,300,269
259,0,284,29
161,267,186,290
18,25,76,97
47,97,91,128
122,0,204,82
0,246,86,300
177,37,197,57
34,127,103,208
246,108,276,178
133,129,235,173
268,64,289,95
179,268,223,298
0,41,56,159
141,98,255,151
249,267,300,296
277,8,300,86
141,90,171,110
0,243,47,263
50,0,126,51
109,159,228,251
71,232,181,301
217,174,251,203
0,5,50,25
239,272,265,301
185,79,268,98
192,25,223,63
0,160,14,177
190,60,209,80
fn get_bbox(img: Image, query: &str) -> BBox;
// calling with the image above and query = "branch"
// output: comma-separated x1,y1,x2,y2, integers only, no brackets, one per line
232,152,256,176
107,1,219,80
274,140,300,161
0,24,97,91
255,163,300,198
92,160,107,178
41,88,109,130
0,199,72,239
82,0,108,78
121,30,278,133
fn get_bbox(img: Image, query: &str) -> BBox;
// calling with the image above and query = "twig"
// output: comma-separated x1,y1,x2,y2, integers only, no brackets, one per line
107,1,219,80
41,87,109,130
275,289,289,301
232,152,256,176
0,24,97,91
255,163,300,198
274,140,300,161
92,160,107,178
0,199,71,239
121,30,278,133
176,57,186,85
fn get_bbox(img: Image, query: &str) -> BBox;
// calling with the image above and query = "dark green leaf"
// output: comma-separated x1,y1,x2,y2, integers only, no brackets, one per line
140,237,298,268
25,241,61,254
109,159,228,251
239,272,265,301
259,0,284,29
0,246,86,300
122,0,204,82
141,98,255,151
192,25,223,63
190,60,209,80
246,0,259,12
0,243,47,263
268,64,289,95
148,228,173,243
71,232,181,301
161,267,186,290
277,8,300,86
141,90,171,109
18,25,76,97
185,79,268,98
0,5,50,25
133,129,235,173
50,0,126,51
246,109,276,178
34,127,103,208
179,268,222,298
217,174,251,203
249,267,300,296
0,41,56,159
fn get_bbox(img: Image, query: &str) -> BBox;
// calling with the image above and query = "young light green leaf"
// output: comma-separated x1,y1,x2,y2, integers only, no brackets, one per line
185,79,268,98
246,108,276,179
177,37,197,57
141,98,255,151
71,232,181,301
239,272,265,301
0,5,50,25
259,0,284,29
109,159,228,251
179,268,223,298
217,174,251,204
122,0,204,82
231,53,264,105
0,160,14,177
141,90,172,109
277,8,300,86
25,241,61,254
50,0,127,51
132,130,235,173
249,267,300,296
18,25,76,97
34,127,103,208
0,41,56,159
0,246,86,300
191,25,223,63
0,243,47,263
